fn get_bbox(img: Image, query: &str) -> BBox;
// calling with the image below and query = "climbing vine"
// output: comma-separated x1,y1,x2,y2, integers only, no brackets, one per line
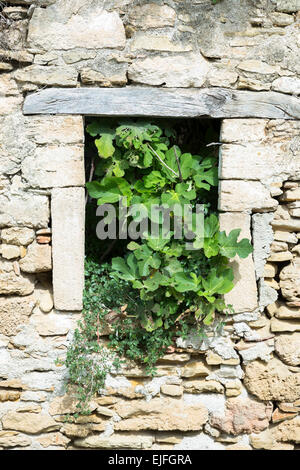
64,119,253,414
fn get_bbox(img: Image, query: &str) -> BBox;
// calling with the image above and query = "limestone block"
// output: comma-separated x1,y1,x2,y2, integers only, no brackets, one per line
49,394,97,416
28,4,126,51
273,417,300,444
275,0,300,13
281,188,300,202
275,333,300,366
220,142,300,182
218,181,278,212
270,12,295,26
38,432,70,449
272,77,300,95
244,358,300,401
274,302,300,319
268,251,293,262
272,219,300,231
26,115,84,145
252,213,274,280
114,398,208,431
0,74,19,97
80,69,126,87
219,212,257,313
2,412,60,434
74,434,153,449
128,53,210,87
0,295,35,336
181,360,210,378
51,187,85,311
274,231,298,243
1,244,20,259
0,192,50,229
0,260,35,296
220,119,267,143
21,145,85,189
19,242,52,273
264,263,277,277
183,380,224,394
160,384,183,397
31,312,71,337
14,65,78,87
271,318,300,332
279,257,300,302
1,227,35,246
128,4,176,29
0,431,31,448
210,397,272,435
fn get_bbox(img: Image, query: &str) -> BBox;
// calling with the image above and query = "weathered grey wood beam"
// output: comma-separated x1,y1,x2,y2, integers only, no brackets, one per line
23,87,300,120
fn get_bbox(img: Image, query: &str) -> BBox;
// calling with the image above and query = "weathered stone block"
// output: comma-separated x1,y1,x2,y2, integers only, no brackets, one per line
0,295,35,336
21,145,84,189
114,398,208,431
244,358,300,402
74,434,153,449
28,4,125,51
51,187,85,311
131,34,192,52
0,260,35,296
19,242,52,273
219,212,258,313
128,53,210,87
1,227,35,246
14,65,78,87
272,77,300,95
0,431,31,448
128,3,176,29
275,333,300,366
210,397,272,435
218,181,278,212
2,411,60,434
26,116,84,145
275,0,300,13
220,119,267,143
0,192,49,228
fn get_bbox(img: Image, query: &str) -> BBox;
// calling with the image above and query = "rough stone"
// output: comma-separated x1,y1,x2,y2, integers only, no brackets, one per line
275,1,300,13
32,312,70,337
0,431,31,448
275,333,300,366
128,53,210,87
0,390,21,401
0,260,35,296
80,69,126,87
38,432,70,448
219,212,257,312
272,77,300,95
19,242,52,273
181,361,210,378
279,258,300,302
128,4,176,29
274,231,298,243
183,380,224,394
244,358,300,402
0,295,35,336
271,318,300,333
2,412,60,434
1,244,20,259
160,384,183,397
220,119,267,143
51,187,85,311
14,65,78,87
74,434,153,449
210,397,272,435
273,416,300,443
0,192,49,229
131,34,192,52
1,227,35,246
114,398,208,431
21,145,84,189
49,394,97,416
28,4,126,51
218,181,277,212
26,115,84,145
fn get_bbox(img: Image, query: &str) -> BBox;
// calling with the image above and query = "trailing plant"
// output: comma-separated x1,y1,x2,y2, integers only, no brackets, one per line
64,118,253,413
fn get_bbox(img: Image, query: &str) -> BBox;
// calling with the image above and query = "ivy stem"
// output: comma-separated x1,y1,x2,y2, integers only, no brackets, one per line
147,144,179,178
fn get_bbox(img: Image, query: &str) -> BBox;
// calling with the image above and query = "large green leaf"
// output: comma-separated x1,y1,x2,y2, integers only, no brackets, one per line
173,272,200,292
95,133,115,158
218,229,253,259
111,254,138,281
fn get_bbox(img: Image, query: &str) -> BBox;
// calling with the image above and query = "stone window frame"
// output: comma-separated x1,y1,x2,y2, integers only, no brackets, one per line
23,86,300,312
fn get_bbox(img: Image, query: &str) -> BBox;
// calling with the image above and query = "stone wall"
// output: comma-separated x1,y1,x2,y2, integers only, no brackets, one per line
0,0,300,450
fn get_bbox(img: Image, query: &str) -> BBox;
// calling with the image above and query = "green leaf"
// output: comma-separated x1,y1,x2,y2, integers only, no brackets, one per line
201,268,234,296
111,255,138,281
95,134,115,159
218,229,253,259
173,272,200,292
